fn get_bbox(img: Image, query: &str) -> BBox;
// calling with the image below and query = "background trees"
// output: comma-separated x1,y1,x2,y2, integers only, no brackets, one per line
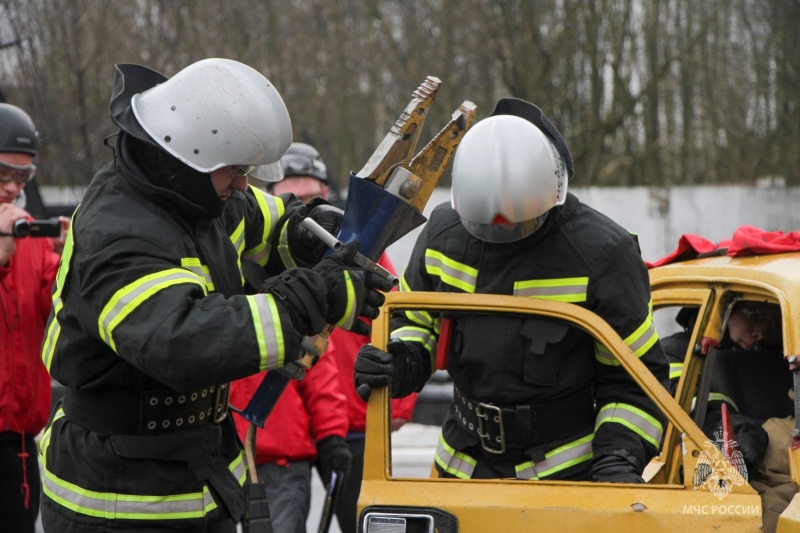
0,0,797,195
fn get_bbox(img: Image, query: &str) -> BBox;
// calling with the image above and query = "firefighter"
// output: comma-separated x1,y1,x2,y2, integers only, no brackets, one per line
38,58,392,532
354,97,669,483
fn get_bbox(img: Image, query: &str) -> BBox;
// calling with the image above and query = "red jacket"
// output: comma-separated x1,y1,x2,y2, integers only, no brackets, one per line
230,345,348,465
0,235,60,435
328,254,417,433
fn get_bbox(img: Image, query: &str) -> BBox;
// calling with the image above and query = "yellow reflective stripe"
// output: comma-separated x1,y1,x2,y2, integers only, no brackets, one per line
690,393,739,413
593,342,617,366
180,258,214,292
402,308,435,328
513,277,588,302
594,305,659,366
515,433,594,480
424,249,477,293
669,362,684,380
333,271,357,330
42,472,217,520
229,451,247,487
624,305,659,356
596,403,663,449
277,223,297,268
243,186,283,267
42,216,76,371
98,269,207,353
41,408,244,521
247,294,285,371
390,326,436,354
434,432,476,479
41,296,63,372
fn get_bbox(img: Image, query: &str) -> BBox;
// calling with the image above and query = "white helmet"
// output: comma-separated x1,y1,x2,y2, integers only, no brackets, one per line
451,113,568,243
131,58,292,177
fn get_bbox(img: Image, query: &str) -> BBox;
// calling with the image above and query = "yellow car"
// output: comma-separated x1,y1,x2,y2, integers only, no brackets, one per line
358,251,800,532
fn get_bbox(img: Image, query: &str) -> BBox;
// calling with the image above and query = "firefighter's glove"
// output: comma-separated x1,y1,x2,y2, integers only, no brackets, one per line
590,452,645,484
316,435,352,488
354,345,394,401
355,342,430,401
287,201,343,267
312,241,394,336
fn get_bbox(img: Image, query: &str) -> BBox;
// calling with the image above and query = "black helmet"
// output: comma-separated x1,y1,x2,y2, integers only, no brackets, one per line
280,142,328,183
0,103,39,156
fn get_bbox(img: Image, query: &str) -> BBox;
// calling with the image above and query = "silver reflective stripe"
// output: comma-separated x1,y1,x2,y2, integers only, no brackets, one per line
669,362,684,380
690,393,739,413
98,269,207,352
596,403,663,449
39,408,219,520
513,277,588,302
624,310,659,356
390,326,436,354
247,293,285,371
424,249,477,293
515,434,594,480
594,308,659,366
243,186,283,267
41,295,63,372
180,258,215,292
434,432,476,479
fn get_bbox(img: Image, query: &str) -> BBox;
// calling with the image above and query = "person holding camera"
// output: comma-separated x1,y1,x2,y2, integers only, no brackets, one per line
0,103,62,533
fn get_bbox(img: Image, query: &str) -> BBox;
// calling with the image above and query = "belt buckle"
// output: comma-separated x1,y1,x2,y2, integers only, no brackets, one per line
476,402,505,454
213,383,230,423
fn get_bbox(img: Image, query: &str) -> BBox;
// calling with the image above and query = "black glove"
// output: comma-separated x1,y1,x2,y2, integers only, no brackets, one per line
354,345,395,401
354,341,430,401
260,242,393,337
316,435,352,488
590,452,646,483
311,241,394,336
287,200,343,267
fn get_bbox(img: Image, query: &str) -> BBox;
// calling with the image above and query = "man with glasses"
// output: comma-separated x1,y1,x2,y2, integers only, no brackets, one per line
0,103,62,533
37,59,393,532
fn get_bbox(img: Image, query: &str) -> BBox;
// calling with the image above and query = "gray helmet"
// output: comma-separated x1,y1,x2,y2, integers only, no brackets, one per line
280,142,328,182
0,103,39,156
451,104,570,243
110,58,292,177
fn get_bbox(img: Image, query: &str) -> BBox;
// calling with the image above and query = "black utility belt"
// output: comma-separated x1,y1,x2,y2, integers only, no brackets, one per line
453,386,595,454
62,384,230,436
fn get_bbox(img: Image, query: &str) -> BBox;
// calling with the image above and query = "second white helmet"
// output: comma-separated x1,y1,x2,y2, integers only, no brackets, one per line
451,114,568,243
131,58,292,177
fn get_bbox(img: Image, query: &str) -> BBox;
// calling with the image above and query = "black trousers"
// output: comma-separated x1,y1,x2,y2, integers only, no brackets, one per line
334,436,365,533
0,432,40,533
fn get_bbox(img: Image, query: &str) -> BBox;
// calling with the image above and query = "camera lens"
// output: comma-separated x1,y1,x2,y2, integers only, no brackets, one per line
13,219,30,237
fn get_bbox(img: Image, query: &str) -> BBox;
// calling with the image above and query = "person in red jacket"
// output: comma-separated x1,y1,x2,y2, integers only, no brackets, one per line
229,142,353,533
0,103,64,533
266,142,417,532
229,349,349,533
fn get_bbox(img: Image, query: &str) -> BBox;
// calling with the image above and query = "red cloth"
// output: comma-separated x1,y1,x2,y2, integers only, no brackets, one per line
727,225,800,256
230,347,348,465
0,235,59,435
645,225,800,268
328,254,417,433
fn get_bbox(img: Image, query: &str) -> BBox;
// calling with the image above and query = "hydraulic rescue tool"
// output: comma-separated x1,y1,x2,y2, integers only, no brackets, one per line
239,76,477,532
241,77,476,427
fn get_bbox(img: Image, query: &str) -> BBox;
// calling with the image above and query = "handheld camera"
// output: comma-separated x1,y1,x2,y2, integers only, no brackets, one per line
13,219,61,238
